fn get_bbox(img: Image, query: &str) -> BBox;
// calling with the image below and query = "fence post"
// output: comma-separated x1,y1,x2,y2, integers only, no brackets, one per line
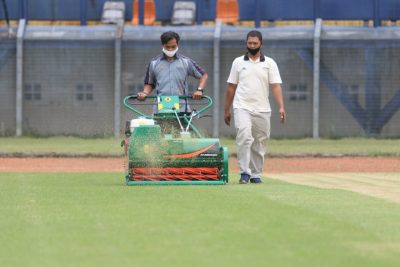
365,46,380,135
16,19,26,137
313,18,322,139
114,20,124,138
213,20,222,137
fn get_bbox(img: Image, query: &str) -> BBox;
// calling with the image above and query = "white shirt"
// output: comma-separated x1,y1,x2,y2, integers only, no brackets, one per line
227,53,282,112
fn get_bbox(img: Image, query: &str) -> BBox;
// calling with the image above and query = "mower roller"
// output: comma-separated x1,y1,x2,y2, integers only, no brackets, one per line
122,95,229,185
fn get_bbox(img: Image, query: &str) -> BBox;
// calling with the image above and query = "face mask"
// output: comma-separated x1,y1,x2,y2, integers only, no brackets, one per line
163,47,178,58
247,46,260,56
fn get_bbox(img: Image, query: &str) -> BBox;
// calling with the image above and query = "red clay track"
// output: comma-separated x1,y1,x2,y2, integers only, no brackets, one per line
0,157,399,173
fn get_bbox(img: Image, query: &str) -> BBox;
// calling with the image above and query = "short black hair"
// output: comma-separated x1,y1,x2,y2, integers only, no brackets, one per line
160,31,180,45
246,30,262,43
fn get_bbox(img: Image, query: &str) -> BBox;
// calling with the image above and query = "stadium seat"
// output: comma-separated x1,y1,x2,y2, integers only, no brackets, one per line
101,1,125,24
216,0,239,24
131,0,156,25
171,1,196,26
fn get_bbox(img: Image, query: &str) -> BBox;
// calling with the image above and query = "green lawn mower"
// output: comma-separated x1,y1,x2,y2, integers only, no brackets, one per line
122,95,229,185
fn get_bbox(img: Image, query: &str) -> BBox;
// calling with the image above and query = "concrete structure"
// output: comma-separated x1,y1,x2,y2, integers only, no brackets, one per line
0,23,399,137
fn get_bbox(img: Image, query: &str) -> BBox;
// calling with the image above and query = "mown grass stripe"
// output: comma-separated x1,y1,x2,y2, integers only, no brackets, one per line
1,173,400,267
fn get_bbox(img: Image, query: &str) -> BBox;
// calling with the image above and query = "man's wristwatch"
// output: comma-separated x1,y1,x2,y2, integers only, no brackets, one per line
196,87,204,92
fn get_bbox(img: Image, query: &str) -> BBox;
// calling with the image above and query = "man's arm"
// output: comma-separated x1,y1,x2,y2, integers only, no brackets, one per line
271,83,286,123
193,73,208,100
198,73,208,89
224,83,237,126
138,61,154,101
137,84,154,101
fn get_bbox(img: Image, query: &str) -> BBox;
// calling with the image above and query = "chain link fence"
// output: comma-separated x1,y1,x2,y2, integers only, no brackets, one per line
0,25,399,137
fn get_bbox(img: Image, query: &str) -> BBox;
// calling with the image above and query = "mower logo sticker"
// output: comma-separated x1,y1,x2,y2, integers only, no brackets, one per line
200,153,218,157
164,144,215,159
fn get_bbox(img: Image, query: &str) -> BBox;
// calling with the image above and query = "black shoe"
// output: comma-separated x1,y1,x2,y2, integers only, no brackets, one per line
239,173,250,184
250,177,263,183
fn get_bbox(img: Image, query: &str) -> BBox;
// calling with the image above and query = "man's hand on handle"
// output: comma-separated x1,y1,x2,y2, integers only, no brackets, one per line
137,91,147,101
192,90,203,100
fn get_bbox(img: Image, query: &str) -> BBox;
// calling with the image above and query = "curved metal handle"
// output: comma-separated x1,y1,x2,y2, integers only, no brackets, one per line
123,95,151,118
123,95,213,117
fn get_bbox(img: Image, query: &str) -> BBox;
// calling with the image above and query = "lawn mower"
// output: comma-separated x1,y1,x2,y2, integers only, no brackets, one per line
122,95,229,185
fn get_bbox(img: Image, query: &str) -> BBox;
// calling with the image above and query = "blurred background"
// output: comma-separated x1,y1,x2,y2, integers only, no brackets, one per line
0,0,399,138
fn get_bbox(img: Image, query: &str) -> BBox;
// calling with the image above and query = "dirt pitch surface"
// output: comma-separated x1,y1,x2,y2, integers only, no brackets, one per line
1,156,400,173
1,156,399,203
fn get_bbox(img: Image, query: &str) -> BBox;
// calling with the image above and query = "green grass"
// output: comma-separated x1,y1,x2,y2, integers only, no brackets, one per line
1,137,399,157
1,173,400,267
222,138,400,156
0,137,121,156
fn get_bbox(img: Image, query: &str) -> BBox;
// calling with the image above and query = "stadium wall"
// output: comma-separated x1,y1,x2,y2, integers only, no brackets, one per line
0,24,399,138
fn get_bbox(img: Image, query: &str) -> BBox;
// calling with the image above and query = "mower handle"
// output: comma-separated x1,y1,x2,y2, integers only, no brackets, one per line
123,95,213,119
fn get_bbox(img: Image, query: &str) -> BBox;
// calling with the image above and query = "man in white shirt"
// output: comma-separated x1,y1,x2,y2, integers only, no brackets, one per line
224,30,286,184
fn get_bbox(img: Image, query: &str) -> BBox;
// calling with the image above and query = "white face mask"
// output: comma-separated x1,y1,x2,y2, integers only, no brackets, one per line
162,47,178,58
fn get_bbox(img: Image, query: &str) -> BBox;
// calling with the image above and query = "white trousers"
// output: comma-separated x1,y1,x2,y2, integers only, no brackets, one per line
233,108,271,177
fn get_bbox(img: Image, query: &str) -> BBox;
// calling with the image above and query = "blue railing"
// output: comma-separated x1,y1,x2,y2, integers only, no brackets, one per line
1,0,399,27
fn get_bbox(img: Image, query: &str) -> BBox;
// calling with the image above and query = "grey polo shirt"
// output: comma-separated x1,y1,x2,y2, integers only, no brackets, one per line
144,53,206,96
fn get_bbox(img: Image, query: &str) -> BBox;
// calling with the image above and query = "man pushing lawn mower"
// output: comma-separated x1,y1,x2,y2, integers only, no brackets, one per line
137,31,208,105
137,30,208,135
122,31,228,185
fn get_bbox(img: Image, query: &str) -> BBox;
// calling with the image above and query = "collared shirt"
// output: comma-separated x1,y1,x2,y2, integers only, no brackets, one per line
227,53,282,112
144,53,206,96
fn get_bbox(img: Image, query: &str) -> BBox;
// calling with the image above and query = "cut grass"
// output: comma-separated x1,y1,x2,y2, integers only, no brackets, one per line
1,172,400,267
0,137,399,157
0,136,121,156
